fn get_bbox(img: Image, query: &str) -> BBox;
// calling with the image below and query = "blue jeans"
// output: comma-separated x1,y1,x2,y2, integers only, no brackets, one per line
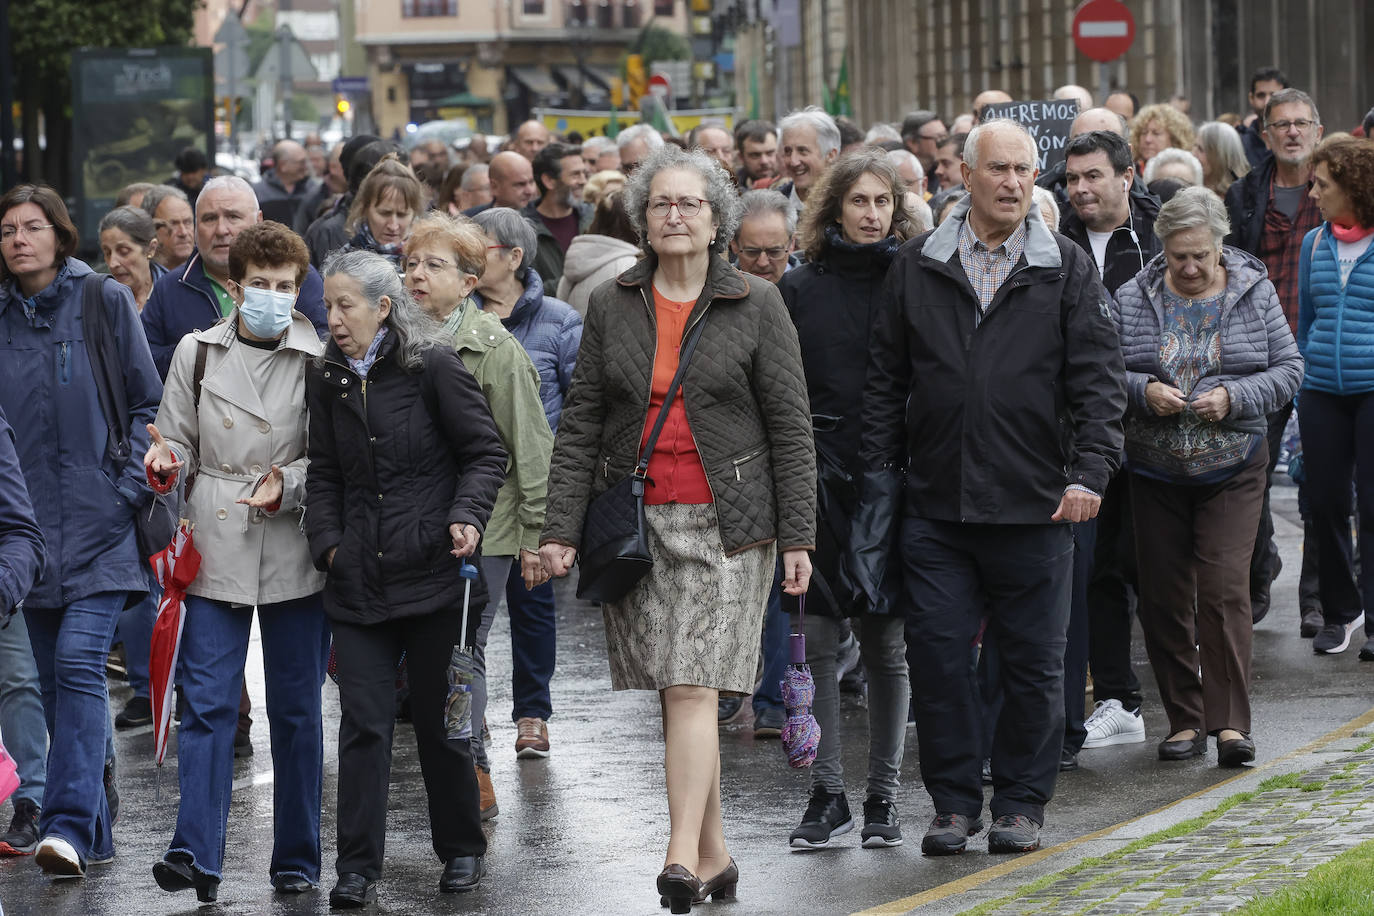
504,562,555,722
0,610,47,806
116,568,161,698
168,594,329,883
753,569,787,715
24,592,126,863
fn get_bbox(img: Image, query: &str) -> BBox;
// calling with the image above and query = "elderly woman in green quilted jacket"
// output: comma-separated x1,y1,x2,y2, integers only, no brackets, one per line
539,144,816,913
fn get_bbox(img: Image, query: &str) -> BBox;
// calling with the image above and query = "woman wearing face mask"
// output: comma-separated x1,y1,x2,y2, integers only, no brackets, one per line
340,155,424,272
98,205,165,310
143,221,331,901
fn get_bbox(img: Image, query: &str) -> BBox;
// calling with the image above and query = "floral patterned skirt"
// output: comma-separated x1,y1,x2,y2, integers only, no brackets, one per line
602,502,775,695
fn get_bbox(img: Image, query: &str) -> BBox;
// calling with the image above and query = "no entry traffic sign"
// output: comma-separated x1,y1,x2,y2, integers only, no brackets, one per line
1073,0,1136,63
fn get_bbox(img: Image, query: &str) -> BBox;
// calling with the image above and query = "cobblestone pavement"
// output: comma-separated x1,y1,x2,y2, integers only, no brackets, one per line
940,727,1374,916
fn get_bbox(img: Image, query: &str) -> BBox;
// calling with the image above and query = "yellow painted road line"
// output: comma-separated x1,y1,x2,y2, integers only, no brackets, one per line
852,705,1374,916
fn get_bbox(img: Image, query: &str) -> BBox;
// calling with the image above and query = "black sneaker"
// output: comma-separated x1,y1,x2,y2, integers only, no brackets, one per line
1060,748,1079,771
987,813,1041,853
753,706,784,738
718,696,744,724
1313,613,1365,654
115,695,153,729
0,798,40,855
104,757,119,826
1361,637,1374,662
788,788,853,849
234,730,254,758
921,812,983,855
1300,608,1324,638
860,796,902,848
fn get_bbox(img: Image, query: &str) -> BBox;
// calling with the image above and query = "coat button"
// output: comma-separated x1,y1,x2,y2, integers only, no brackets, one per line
258,421,271,433
341,377,349,385
323,371,331,379
216,508,228,520
222,416,234,428
376,551,383,558
220,463,232,472
341,392,348,399
377,493,384,501
250,464,263,475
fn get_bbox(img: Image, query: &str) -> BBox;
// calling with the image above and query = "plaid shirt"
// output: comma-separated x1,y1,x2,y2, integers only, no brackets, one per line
1256,180,1322,334
959,217,1028,315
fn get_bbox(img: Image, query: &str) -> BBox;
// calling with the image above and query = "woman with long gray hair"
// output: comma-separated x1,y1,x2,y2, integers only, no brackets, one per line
540,144,816,911
304,249,507,907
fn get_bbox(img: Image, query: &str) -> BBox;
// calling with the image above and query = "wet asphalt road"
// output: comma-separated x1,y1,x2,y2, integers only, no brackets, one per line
1,481,1370,916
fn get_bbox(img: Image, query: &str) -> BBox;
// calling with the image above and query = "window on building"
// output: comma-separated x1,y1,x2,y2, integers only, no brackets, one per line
567,0,588,24
653,0,673,14
595,0,613,28
402,0,457,15
523,0,546,14
623,0,642,27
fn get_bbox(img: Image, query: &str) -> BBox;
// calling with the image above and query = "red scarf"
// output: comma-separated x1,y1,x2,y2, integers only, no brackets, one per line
1330,221,1374,243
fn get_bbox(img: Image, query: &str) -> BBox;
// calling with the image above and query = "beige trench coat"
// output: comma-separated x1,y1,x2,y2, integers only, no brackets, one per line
154,310,326,605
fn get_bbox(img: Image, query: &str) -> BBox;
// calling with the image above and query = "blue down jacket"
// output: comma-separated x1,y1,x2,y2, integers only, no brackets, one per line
1297,224,1374,395
0,258,161,607
476,269,582,431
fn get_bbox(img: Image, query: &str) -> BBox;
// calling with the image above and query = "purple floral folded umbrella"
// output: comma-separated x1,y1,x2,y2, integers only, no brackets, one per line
781,594,821,768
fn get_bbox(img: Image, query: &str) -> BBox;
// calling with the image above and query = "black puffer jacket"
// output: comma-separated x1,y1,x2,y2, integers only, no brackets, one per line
305,333,508,623
542,253,816,556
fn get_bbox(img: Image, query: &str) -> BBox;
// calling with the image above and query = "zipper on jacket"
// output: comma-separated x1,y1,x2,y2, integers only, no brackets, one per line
732,445,766,481
59,341,71,385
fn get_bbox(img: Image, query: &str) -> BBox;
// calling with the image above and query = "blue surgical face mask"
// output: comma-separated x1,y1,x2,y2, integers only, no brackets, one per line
238,285,296,338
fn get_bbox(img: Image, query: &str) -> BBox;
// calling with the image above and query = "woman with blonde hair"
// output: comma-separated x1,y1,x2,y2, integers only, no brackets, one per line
341,155,426,270
582,168,627,206
1131,103,1196,173
1194,122,1251,199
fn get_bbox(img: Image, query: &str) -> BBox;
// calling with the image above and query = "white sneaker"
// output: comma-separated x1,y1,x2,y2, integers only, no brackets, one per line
34,835,84,878
1081,699,1146,749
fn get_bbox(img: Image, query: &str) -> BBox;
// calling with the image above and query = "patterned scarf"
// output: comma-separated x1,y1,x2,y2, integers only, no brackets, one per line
349,222,405,272
346,325,389,379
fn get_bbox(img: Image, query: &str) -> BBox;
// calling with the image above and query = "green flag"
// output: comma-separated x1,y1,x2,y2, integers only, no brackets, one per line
833,50,851,118
749,59,760,120
607,103,619,139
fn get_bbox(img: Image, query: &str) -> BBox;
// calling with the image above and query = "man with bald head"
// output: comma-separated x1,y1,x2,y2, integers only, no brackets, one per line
141,176,328,378
687,123,735,173
515,120,551,160
972,89,1013,122
1053,84,1094,113
252,139,321,226
464,151,538,217
860,118,1124,857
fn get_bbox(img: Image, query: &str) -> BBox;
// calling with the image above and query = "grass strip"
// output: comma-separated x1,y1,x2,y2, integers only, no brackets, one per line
1232,837,1374,915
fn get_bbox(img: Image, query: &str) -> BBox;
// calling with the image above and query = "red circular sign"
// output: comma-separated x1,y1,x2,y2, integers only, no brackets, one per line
648,73,671,97
1073,0,1136,63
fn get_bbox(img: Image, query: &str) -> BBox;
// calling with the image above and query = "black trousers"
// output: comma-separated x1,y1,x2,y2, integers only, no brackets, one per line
902,518,1073,826
1086,476,1142,710
332,607,486,878
1298,389,1374,630
1251,401,1295,593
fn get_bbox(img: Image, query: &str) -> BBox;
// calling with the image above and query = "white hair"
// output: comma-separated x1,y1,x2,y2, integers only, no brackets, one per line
1053,84,1094,112
617,123,664,153
885,148,925,181
779,106,841,157
197,175,258,214
865,123,902,144
460,163,488,190
1143,148,1205,187
1154,185,1231,247
962,119,1036,169
583,136,615,156
1032,186,1061,230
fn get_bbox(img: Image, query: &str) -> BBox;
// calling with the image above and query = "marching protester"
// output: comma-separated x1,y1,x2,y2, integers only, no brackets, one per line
0,184,161,877
778,149,919,850
1115,186,1302,764
143,221,330,901
306,249,506,907
99,205,166,311
557,190,640,316
539,145,815,911
339,155,426,272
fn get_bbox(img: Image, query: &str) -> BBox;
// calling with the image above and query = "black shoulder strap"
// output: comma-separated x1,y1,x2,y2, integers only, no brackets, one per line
635,313,708,475
192,340,209,408
82,274,132,449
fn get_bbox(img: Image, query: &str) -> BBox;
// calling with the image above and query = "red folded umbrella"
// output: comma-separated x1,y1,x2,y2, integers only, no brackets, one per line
149,521,201,771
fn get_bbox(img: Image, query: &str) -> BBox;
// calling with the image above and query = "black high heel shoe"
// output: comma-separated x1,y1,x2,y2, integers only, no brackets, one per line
660,858,738,907
656,864,701,914
153,854,220,903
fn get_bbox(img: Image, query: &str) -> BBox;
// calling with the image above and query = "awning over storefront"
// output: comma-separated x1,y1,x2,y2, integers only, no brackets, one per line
507,66,561,97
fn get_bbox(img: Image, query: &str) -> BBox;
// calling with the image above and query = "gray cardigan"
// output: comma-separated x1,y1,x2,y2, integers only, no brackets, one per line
1113,246,1303,437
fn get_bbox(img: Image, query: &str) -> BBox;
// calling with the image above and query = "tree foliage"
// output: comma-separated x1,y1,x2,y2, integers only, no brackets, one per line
640,25,691,65
12,0,202,83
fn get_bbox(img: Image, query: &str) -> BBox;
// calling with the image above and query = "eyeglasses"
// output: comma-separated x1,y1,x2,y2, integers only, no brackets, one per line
403,256,457,274
919,132,949,143
1267,119,1316,133
647,197,709,219
737,246,790,262
486,244,511,250
0,223,54,242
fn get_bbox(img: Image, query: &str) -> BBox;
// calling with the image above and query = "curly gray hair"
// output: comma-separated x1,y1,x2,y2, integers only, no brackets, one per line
622,145,742,256
1153,185,1231,248
321,248,444,371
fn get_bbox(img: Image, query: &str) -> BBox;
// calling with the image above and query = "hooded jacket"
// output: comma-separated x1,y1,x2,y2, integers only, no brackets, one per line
555,234,640,316
860,199,1127,523
141,251,329,379
475,269,582,431
1114,246,1303,442
0,405,45,613
0,259,161,606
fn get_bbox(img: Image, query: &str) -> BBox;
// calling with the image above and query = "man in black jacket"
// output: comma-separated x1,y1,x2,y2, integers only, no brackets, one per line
859,119,1125,856
1059,130,1160,758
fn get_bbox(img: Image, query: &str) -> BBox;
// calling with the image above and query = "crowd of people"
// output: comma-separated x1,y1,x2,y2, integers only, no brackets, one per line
0,65,1372,913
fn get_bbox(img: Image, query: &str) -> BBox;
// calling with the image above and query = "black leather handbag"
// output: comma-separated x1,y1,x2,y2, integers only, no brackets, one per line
575,314,707,603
